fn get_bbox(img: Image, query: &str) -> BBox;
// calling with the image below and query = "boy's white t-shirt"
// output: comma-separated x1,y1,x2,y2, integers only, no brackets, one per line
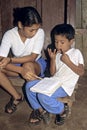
53,48,84,96
0,27,45,60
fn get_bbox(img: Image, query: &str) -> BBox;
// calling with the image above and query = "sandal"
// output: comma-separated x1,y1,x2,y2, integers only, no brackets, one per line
55,103,69,125
5,96,24,114
29,109,50,125
41,110,50,124
29,109,42,125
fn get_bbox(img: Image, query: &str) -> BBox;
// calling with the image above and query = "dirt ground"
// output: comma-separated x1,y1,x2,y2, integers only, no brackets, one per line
0,71,87,130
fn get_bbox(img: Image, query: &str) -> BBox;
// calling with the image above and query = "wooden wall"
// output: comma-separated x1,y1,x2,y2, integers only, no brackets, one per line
75,0,87,70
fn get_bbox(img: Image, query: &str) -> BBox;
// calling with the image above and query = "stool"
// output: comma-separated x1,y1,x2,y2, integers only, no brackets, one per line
58,84,78,115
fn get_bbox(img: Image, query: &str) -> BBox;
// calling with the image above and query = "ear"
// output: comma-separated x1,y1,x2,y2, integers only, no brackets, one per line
18,21,23,29
70,39,75,45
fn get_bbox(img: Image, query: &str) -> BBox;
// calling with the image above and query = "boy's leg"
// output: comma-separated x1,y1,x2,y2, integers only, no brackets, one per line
38,87,69,125
38,87,67,114
25,57,47,109
25,80,42,109
25,80,45,125
25,58,47,124
25,80,50,125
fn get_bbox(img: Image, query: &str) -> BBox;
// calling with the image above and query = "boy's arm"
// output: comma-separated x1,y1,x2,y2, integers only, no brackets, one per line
66,61,84,76
48,48,56,76
50,58,56,76
61,53,84,76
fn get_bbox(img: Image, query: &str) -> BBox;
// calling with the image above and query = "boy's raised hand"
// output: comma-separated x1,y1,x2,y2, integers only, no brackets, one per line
48,48,57,59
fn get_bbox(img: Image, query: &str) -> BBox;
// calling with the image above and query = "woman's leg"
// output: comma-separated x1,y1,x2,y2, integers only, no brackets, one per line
22,57,47,79
4,63,23,76
0,68,24,114
0,71,21,99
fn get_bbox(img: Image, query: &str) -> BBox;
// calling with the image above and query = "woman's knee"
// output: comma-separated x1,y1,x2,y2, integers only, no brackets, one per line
23,62,34,69
23,62,40,74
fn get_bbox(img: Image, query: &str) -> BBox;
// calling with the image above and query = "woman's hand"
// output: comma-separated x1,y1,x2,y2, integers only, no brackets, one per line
21,68,40,81
0,57,10,68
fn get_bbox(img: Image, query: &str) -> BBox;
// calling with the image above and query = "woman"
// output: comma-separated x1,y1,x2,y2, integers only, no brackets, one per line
0,6,46,114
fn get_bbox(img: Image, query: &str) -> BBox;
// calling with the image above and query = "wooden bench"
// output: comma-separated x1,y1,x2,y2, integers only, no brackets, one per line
9,77,25,87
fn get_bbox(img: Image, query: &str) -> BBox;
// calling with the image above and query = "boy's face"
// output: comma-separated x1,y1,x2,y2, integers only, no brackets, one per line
54,35,74,53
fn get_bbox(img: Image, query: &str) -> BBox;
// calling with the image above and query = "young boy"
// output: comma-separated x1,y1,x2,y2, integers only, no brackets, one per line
25,24,84,125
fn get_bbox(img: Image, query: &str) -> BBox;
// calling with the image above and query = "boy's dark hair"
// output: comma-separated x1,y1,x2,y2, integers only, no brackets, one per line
51,23,75,42
13,6,42,26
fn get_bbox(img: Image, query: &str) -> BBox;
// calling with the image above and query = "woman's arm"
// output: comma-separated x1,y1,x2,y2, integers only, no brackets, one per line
0,53,39,68
10,53,38,64
5,63,41,80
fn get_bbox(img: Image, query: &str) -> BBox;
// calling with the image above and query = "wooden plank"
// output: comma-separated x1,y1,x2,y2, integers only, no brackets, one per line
75,29,87,34
67,0,76,27
36,0,42,16
82,0,87,28
0,0,2,39
76,0,82,28
42,0,64,49
75,0,87,69
1,0,12,34
83,33,87,70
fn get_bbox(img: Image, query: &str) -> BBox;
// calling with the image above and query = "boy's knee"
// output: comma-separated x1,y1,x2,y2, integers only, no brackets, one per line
25,80,40,93
38,93,49,103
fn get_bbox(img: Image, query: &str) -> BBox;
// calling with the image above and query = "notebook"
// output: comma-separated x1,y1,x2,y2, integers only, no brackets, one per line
30,77,62,96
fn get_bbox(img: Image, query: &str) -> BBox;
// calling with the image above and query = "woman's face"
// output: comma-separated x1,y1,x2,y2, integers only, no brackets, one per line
19,23,40,38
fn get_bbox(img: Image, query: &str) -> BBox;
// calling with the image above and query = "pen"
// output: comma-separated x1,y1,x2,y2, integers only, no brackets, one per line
27,72,42,80
34,75,42,80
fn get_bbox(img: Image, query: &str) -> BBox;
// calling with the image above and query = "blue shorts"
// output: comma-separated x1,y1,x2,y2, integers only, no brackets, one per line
36,57,47,77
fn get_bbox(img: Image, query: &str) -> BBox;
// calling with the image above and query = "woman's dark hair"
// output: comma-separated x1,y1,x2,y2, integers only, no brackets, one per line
13,6,42,26
51,23,75,41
